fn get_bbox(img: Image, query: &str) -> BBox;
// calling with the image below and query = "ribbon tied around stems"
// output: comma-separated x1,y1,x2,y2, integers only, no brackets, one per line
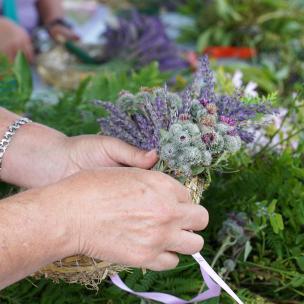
110,252,244,304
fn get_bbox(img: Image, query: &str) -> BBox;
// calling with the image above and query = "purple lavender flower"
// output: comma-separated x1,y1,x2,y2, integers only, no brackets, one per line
185,56,275,143
95,89,180,151
196,56,216,101
102,11,188,71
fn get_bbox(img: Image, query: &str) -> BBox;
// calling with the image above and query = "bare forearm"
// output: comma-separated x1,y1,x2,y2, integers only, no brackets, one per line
0,185,71,289
0,107,68,188
38,0,64,25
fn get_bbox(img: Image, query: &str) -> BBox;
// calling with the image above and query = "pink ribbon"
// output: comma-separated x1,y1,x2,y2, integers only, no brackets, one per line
110,252,244,304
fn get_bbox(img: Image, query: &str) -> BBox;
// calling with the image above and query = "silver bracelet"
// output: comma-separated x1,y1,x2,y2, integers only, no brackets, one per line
0,117,32,172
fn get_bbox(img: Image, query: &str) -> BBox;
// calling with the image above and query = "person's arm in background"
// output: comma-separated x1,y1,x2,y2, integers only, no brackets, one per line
0,17,34,62
37,0,79,41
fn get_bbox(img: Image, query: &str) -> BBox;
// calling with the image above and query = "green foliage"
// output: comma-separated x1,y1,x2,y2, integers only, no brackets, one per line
22,62,168,136
179,0,304,95
203,148,304,302
179,0,304,51
83,62,168,102
0,52,32,112
12,53,32,106
1,53,304,304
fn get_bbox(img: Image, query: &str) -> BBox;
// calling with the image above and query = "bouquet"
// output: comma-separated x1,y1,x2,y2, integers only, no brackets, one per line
98,56,272,179
37,56,273,303
94,56,273,302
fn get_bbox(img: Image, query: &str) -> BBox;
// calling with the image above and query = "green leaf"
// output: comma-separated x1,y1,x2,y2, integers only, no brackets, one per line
296,256,304,272
267,199,277,213
196,30,211,52
244,240,253,262
12,52,32,105
74,76,92,104
269,213,284,234
290,275,304,288
191,165,206,175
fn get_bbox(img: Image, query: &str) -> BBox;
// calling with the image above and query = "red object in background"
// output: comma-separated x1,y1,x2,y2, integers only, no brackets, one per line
203,46,256,59
185,47,256,71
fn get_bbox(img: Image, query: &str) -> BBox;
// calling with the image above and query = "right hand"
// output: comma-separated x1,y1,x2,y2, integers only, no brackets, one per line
0,17,34,62
56,168,209,271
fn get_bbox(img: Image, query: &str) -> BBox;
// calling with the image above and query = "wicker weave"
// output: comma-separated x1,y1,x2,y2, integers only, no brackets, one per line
34,177,204,288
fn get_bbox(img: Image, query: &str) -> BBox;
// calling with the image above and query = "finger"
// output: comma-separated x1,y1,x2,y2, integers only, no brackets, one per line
166,176,192,203
177,204,209,231
154,172,192,203
166,230,204,255
102,136,158,169
51,27,80,41
60,28,79,41
145,252,179,271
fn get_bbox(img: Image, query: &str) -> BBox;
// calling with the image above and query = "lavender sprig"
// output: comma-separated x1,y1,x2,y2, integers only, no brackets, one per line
102,11,188,71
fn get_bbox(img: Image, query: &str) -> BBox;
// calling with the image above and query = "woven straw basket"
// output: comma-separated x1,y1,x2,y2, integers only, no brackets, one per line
34,177,205,288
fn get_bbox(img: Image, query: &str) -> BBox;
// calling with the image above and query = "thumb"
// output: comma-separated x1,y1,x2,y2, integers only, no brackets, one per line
103,137,158,169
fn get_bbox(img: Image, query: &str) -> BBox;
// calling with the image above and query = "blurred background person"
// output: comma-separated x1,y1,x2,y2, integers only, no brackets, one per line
0,0,78,62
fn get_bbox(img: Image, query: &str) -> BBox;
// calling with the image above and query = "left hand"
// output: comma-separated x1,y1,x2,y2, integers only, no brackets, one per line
64,135,158,176
0,116,157,188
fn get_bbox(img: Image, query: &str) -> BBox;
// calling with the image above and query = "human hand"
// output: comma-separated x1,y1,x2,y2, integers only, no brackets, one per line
0,17,34,62
48,24,79,41
63,134,158,173
55,168,209,270
0,109,158,188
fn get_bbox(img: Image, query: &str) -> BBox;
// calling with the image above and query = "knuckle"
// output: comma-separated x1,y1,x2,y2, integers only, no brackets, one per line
130,148,138,162
135,250,155,267
146,232,162,247
153,203,174,224
180,187,192,203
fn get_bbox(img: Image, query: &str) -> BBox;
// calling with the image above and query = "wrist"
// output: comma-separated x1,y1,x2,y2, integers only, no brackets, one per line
0,184,73,287
46,171,94,257
0,109,68,188
38,181,76,258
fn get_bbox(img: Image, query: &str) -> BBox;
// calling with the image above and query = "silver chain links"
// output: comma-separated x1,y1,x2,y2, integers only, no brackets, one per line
0,117,32,172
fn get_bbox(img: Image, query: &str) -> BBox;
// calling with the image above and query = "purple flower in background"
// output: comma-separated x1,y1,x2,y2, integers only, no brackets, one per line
102,11,188,71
